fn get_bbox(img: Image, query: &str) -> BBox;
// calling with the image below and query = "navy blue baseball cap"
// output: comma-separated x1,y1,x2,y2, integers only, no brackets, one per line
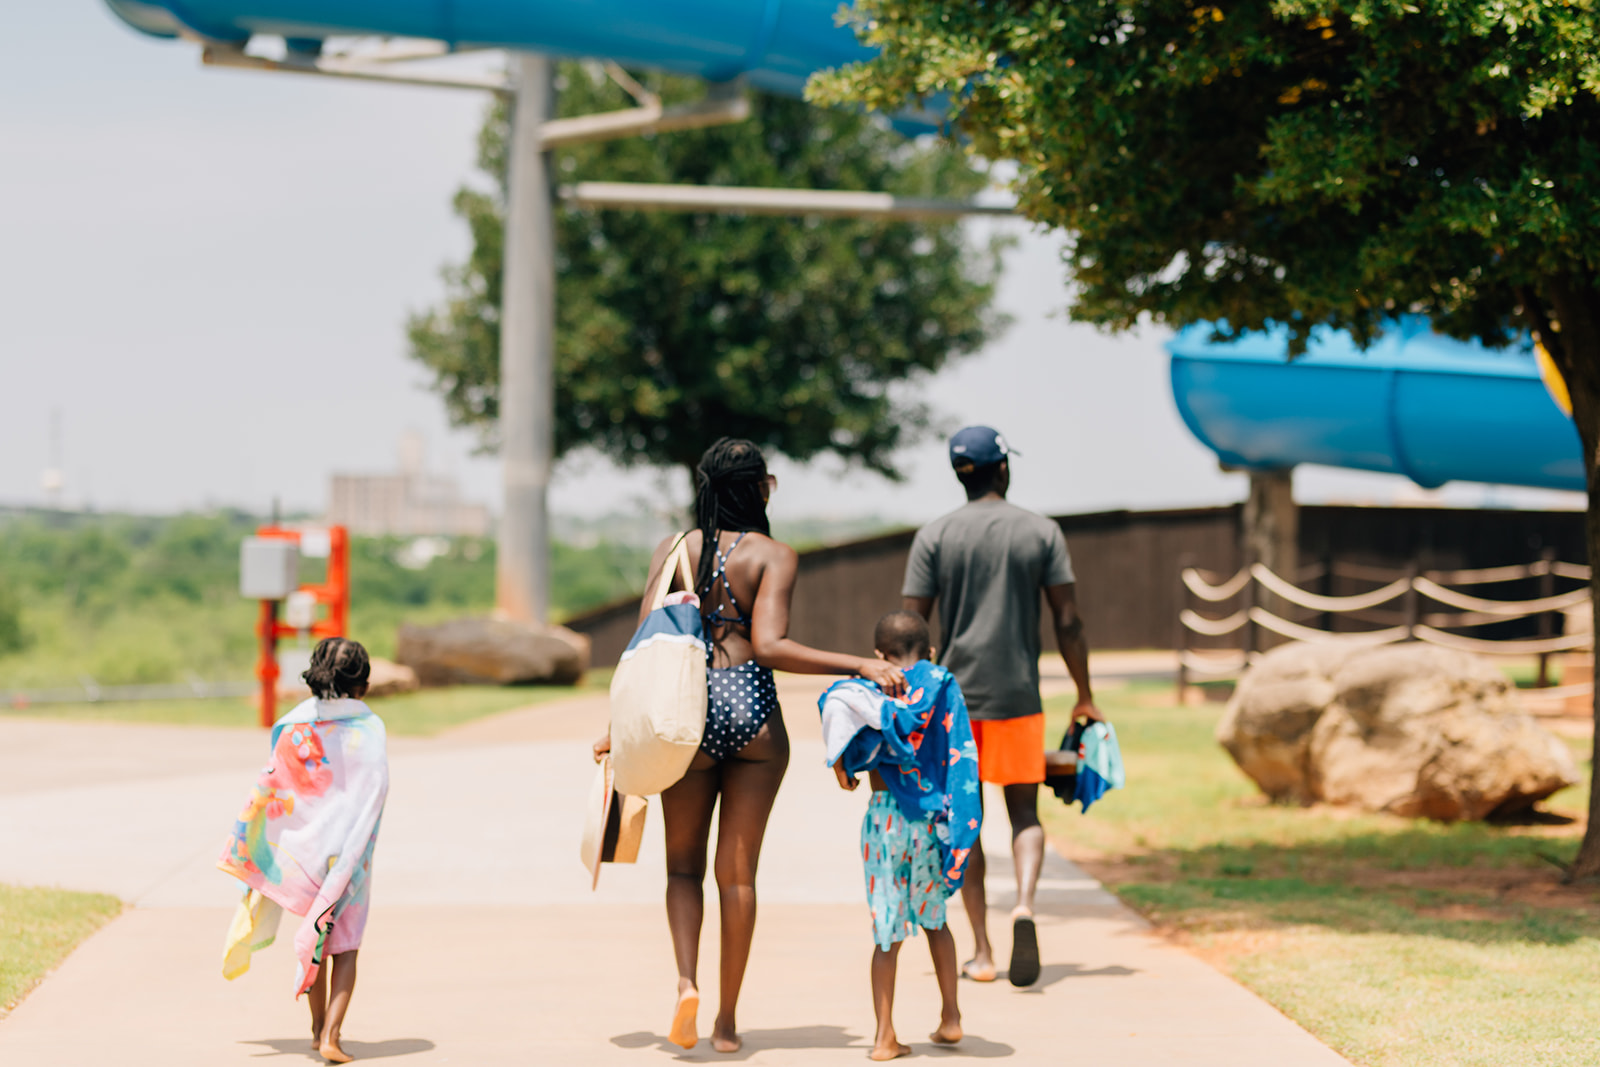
948,426,1016,471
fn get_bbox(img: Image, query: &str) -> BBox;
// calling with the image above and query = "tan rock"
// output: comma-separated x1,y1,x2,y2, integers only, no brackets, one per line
396,617,591,687
1215,642,1352,803
1220,642,1579,820
275,656,418,702
366,657,420,698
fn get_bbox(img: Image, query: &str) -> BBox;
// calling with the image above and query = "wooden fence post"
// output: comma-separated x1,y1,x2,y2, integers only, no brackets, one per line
1403,561,1420,641
1537,546,1557,687
1175,553,1193,706
1242,562,1258,660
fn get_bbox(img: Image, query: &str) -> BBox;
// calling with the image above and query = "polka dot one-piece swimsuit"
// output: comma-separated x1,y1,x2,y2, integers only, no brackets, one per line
700,531,779,762
703,659,779,761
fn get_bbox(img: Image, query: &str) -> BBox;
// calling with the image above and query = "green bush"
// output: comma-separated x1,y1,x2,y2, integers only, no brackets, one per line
0,512,651,688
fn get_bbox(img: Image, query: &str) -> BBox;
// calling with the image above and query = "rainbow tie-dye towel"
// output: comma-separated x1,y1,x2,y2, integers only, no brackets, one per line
218,697,388,995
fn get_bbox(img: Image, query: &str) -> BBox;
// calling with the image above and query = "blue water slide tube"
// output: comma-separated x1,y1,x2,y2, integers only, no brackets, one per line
103,0,870,97
1167,318,1584,492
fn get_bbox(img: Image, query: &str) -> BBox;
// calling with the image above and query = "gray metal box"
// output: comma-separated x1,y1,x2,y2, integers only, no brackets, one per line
240,537,300,599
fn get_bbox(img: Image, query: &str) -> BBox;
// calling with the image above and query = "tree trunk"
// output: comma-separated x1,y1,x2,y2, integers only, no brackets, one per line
1537,281,1600,881
1242,467,1299,649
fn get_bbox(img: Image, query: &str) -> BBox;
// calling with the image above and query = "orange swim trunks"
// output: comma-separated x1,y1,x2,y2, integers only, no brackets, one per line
969,714,1046,786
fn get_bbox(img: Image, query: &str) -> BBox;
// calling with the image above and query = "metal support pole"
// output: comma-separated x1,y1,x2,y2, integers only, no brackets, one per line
1537,546,1557,686
256,599,279,728
497,52,556,624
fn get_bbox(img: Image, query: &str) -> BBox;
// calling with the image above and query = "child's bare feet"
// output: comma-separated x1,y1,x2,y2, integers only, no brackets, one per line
319,1038,354,1063
869,1038,912,1061
669,985,699,1050
960,956,996,982
710,1022,742,1054
930,1016,963,1045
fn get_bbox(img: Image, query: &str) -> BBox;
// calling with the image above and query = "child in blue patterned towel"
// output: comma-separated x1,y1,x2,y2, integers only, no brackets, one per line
819,610,982,1061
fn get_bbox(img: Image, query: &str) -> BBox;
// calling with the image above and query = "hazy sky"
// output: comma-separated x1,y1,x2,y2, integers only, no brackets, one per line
3,2,1582,525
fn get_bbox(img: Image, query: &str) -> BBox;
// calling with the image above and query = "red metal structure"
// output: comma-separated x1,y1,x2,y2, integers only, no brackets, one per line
252,525,350,727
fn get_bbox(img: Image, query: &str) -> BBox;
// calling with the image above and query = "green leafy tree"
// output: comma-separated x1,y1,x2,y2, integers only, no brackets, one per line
809,1,1600,872
407,64,1008,486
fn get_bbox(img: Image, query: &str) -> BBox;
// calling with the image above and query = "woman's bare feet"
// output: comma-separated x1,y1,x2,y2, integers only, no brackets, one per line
669,984,700,1050
319,1038,354,1063
960,956,996,982
711,1013,742,1054
930,1015,963,1045
869,1038,912,1061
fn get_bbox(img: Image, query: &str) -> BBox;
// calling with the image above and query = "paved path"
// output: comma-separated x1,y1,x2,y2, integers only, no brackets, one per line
0,678,1350,1065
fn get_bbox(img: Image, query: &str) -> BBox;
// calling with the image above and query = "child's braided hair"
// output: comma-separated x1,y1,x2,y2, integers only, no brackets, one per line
302,636,371,700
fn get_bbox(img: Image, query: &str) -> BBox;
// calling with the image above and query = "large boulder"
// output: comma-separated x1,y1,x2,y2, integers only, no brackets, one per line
396,618,591,686
278,656,419,702
1217,643,1578,820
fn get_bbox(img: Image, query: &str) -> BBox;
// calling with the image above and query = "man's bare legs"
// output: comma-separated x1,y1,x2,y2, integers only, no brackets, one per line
658,718,788,1054
958,839,995,981
304,950,359,1063
959,783,1044,984
1003,784,1044,986
1005,784,1044,917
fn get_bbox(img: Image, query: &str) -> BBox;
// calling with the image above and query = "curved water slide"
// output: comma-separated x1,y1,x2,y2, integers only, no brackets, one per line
104,0,868,98
1168,319,1584,493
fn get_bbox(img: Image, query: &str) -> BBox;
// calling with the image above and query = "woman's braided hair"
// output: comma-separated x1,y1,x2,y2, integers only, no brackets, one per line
693,438,771,602
302,636,371,700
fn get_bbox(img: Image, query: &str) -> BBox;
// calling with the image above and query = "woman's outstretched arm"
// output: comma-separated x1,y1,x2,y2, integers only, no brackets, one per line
750,543,906,696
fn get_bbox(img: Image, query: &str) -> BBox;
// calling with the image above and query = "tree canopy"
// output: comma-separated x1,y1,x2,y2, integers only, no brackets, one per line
809,1,1599,359
809,0,1600,872
408,64,1007,481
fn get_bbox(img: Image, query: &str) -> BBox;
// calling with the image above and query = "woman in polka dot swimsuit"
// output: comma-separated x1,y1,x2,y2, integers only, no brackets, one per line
595,438,906,1055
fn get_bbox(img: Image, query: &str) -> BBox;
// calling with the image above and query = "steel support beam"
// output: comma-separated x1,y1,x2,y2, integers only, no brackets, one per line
559,182,1016,219
538,82,748,148
497,53,557,624
201,42,512,93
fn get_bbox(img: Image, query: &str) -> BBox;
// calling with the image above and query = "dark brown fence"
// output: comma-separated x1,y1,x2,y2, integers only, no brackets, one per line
566,504,1587,667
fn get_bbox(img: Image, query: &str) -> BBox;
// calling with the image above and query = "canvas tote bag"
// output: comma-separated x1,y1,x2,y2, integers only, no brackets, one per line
609,534,708,796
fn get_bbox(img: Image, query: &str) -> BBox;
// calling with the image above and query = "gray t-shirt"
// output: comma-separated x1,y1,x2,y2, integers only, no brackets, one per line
901,499,1075,721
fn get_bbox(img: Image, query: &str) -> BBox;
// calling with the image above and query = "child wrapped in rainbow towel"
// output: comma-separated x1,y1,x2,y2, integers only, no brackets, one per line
218,637,388,1065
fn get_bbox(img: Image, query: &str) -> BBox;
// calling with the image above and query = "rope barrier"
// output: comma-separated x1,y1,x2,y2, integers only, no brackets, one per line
1251,563,1411,612
1518,682,1594,701
1179,608,1250,636
1250,607,1409,646
1176,557,1593,677
1412,626,1594,656
1178,650,1253,674
1181,567,1252,602
1426,559,1593,585
1410,576,1590,617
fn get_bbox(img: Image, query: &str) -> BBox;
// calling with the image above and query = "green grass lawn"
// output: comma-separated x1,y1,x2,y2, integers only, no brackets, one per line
1040,683,1600,1067
0,672,612,736
0,885,122,1014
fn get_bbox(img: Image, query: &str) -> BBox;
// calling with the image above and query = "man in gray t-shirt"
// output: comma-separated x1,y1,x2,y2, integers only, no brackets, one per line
902,425,1102,988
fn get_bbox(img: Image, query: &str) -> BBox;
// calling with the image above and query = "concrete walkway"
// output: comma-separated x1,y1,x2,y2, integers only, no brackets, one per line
0,679,1350,1065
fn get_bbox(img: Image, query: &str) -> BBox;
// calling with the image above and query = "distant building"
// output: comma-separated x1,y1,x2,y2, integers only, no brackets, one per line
326,432,491,538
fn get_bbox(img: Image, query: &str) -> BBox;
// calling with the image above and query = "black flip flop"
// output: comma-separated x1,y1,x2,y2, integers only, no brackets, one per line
1009,915,1040,987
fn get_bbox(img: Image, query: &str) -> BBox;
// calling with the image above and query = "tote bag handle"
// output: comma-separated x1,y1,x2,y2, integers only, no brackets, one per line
649,533,696,612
